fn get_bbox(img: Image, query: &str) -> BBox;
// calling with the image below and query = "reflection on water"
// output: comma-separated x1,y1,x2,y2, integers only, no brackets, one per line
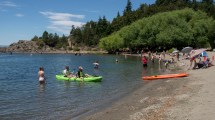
63,81,72,88
93,68,100,76
38,83,46,99
142,67,147,77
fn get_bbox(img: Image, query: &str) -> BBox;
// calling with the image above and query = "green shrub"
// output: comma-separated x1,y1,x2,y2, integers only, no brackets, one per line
73,47,80,51
168,48,175,53
68,47,73,50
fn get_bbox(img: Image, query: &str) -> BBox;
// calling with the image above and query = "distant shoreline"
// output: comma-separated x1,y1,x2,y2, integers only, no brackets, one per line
1,50,108,54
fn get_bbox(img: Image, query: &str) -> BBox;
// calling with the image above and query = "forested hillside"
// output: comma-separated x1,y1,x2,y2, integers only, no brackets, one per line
99,8,215,53
29,0,215,53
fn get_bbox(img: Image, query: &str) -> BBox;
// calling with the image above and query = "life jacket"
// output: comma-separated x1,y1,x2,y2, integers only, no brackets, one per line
78,70,84,77
80,71,84,77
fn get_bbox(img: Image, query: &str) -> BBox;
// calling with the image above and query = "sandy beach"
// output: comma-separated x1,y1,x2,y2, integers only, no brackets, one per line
78,51,215,120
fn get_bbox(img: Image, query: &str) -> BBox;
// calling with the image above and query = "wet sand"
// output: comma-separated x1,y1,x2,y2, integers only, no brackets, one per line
78,52,215,120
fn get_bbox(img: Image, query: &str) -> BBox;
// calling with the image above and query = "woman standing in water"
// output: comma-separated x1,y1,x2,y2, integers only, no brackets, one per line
38,66,45,84
142,56,148,67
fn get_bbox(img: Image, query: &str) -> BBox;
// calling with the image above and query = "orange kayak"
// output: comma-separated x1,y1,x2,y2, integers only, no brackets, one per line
142,73,188,80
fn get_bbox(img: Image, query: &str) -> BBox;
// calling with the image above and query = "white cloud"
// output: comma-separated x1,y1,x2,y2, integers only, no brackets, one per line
0,1,17,7
15,13,24,17
0,1,17,13
40,11,85,35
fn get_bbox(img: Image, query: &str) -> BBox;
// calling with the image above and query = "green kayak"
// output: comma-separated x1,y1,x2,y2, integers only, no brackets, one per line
55,75,102,82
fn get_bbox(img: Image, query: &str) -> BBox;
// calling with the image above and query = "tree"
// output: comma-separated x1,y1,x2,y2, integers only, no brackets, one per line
56,34,68,49
96,16,110,38
72,27,83,44
117,11,120,18
123,0,132,15
31,35,39,41
42,31,49,45
207,21,215,49
99,9,214,52
70,25,76,35
202,0,213,4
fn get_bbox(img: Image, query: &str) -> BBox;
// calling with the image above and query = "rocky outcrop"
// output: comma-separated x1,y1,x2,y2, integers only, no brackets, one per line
5,40,106,54
0,47,6,53
6,40,40,53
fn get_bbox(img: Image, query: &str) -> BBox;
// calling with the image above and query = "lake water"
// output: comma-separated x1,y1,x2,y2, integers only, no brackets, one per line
0,53,167,120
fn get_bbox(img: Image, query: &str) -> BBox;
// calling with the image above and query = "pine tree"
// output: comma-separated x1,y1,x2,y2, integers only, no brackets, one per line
123,0,132,15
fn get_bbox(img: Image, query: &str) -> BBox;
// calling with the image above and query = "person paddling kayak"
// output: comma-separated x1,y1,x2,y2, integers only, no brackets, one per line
77,66,89,78
63,66,76,78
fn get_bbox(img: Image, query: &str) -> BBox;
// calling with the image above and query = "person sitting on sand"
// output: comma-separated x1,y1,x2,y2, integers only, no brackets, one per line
192,56,203,69
77,66,89,78
170,57,175,63
203,58,214,68
38,66,45,84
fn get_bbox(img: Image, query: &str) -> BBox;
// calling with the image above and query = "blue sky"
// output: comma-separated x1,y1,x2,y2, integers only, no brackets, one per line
0,0,155,46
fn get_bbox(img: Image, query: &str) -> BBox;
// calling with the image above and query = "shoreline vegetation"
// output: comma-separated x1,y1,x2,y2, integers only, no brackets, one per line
77,51,215,120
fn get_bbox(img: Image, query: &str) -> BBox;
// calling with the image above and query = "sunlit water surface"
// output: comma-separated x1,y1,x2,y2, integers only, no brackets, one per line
0,53,166,120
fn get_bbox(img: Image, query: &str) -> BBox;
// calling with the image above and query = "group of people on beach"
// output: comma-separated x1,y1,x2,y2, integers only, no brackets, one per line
141,50,176,69
141,49,214,71
38,61,100,84
190,55,214,69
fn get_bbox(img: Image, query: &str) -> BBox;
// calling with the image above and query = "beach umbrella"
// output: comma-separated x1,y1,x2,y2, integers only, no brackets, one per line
190,49,206,58
172,49,179,53
181,47,193,53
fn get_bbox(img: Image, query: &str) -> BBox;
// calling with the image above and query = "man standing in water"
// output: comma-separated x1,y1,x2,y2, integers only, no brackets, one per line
38,66,45,84
93,61,99,69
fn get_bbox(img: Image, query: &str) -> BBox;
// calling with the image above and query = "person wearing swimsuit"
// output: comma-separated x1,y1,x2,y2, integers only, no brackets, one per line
38,67,45,84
